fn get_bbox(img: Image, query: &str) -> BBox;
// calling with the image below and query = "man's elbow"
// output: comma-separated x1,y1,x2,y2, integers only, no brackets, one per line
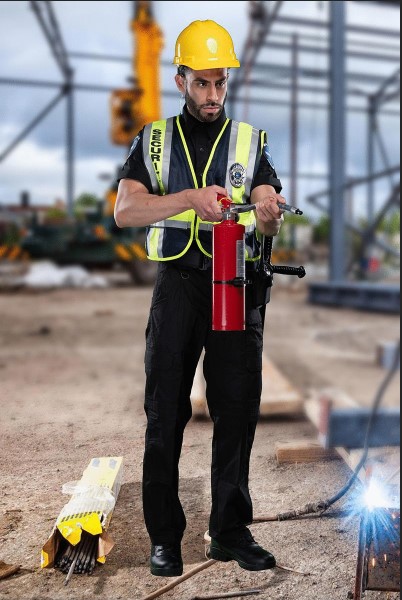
114,199,128,228
114,209,123,229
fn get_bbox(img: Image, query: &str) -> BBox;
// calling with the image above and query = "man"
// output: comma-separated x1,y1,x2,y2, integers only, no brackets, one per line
115,19,285,577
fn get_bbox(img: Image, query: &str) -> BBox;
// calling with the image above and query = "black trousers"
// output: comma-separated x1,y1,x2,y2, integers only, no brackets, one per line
142,263,263,545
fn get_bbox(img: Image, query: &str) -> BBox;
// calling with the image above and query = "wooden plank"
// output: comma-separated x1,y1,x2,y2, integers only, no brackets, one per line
275,440,341,464
0,561,20,581
260,355,304,416
190,354,304,419
337,447,400,481
191,358,209,418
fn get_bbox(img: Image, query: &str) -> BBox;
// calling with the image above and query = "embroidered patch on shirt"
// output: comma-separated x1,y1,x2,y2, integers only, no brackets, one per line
128,134,141,158
229,163,247,188
263,143,275,170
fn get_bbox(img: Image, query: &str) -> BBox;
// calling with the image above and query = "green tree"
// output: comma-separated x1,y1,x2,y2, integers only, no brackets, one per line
74,193,100,217
275,213,310,248
44,206,68,222
312,215,331,244
378,211,400,236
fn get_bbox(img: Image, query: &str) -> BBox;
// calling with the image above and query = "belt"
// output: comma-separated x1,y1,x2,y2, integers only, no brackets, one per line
171,248,212,270
169,250,258,272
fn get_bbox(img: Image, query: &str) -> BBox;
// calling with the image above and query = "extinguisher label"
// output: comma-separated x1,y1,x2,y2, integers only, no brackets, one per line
236,240,245,279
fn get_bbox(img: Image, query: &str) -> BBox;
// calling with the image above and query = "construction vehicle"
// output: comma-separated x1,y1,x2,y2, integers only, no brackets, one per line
19,1,163,285
19,194,156,283
0,213,29,263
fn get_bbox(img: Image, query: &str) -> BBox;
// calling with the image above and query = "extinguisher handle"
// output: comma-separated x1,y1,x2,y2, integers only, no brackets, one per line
271,265,306,279
230,203,257,214
231,202,303,215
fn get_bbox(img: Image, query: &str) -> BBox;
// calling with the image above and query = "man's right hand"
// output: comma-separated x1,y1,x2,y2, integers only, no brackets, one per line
187,186,228,223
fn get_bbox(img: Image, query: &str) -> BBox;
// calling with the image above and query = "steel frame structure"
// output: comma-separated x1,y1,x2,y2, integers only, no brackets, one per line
0,1,75,214
228,0,399,312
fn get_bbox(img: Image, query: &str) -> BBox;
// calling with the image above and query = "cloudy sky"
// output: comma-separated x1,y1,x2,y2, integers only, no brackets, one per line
0,0,400,218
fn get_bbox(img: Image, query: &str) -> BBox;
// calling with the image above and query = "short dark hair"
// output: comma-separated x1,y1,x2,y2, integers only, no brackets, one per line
177,65,190,78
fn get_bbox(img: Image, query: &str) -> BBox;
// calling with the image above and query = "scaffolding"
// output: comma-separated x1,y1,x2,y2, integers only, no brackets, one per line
229,0,400,312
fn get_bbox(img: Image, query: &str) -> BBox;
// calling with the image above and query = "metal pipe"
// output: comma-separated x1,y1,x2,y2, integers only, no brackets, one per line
289,34,299,251
66,74,75,216
262,40,400,63
367,97,376,223
273,15,400,38
307,165,400,201
0,89,66,162
329,1,347,282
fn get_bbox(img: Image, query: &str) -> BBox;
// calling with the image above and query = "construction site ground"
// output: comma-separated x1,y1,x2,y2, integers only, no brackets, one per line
0,269,400,600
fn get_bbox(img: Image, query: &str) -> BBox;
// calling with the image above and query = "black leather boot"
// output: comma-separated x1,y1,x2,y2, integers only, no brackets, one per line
150,544,183,577
210,529,276,571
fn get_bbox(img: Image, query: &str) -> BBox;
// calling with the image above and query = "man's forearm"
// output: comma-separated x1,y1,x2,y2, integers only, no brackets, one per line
256,213,284,237
115,181,228,228
115,187,190,228
251,183,285,237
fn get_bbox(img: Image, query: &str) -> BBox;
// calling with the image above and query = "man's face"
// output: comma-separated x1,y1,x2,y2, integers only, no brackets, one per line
175,68,229,123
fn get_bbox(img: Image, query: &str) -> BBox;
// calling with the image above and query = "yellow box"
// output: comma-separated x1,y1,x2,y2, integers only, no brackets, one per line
41,457,124,569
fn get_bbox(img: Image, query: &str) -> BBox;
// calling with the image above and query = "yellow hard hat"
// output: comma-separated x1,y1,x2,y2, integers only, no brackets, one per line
173,20,240,70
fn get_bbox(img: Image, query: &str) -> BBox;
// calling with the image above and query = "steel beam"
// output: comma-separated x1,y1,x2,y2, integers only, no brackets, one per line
290,34,299,210
29,0,75,215
308,281,401,314
0,89,66,162
329,1,347,282
262,40,400,63
252,61,393,86
323,408,400,449
66,76,74,218
273,15,399,38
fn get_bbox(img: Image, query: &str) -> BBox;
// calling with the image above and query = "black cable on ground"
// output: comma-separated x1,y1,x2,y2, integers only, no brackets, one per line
255,340,400,522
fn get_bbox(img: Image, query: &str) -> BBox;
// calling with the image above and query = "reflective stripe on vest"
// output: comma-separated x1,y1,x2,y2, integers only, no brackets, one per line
143,117,262,261
144,118,194,260
224,121,261,261
143,119,174,195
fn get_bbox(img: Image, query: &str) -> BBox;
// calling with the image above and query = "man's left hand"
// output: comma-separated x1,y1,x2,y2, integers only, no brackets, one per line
255,193,285,223
254,191,285,237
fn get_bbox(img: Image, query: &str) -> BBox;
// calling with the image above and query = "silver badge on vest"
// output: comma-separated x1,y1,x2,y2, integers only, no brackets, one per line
229,163,246,188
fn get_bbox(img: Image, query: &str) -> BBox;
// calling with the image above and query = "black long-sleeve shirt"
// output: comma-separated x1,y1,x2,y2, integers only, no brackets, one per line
117,106,282,193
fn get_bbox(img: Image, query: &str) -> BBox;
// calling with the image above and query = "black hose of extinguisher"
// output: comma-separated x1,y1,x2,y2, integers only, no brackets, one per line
263,236,274,265
259,236,274,328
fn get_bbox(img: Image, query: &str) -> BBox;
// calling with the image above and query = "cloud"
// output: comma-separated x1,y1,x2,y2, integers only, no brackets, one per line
0,138,120,206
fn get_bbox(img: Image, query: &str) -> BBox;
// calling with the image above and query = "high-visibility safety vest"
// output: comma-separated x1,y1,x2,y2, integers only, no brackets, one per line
142,115,265,261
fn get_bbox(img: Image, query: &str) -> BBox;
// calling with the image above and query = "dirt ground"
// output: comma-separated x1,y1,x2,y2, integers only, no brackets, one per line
0,271,400,600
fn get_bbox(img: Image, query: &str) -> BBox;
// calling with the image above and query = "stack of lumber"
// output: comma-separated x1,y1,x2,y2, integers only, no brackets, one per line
190,354,304,419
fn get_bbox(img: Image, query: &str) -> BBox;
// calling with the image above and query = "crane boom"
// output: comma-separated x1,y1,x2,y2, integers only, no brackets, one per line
131,1,164,127
110,0,163,146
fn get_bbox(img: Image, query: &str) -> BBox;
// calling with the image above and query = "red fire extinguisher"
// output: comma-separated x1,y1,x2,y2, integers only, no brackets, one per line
212,195,248,332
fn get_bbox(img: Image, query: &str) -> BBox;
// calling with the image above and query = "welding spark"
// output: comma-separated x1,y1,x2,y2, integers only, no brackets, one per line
364,480,399,511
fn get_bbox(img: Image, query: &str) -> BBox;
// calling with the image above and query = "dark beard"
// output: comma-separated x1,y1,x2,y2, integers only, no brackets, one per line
185,91,225,123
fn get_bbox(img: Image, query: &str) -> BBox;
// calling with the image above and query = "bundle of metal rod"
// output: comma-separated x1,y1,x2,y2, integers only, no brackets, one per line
55,531,98,579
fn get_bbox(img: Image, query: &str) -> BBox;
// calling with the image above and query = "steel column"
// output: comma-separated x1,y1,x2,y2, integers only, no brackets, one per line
367,96,376,223
289,34,299,250
329,1,347,282
66,75,74,217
